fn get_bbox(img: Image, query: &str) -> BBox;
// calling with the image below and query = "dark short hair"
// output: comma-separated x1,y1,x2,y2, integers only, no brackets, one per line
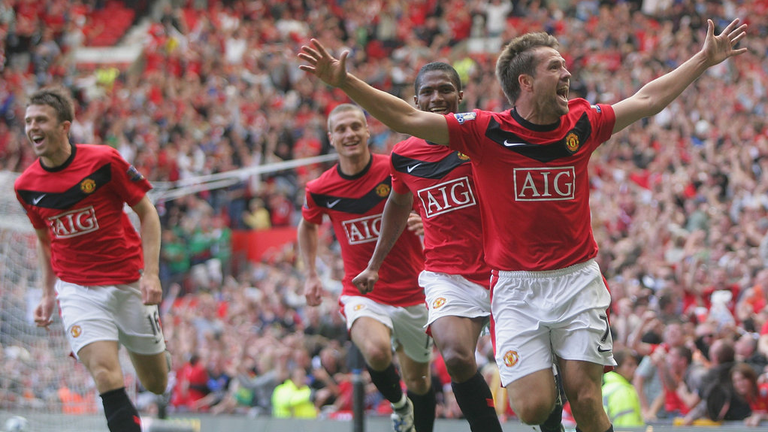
496,32,560,105
414,62,462,94
28,87,75,124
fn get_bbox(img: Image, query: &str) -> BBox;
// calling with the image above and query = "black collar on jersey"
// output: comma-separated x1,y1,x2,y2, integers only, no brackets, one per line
40,142,77,172
511,107,561,132
337,154,373,180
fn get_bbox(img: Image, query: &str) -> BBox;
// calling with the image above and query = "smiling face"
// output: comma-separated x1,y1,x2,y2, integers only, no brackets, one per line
414,70,463,115
327,107,370,160
528,46,571,122
25,104,71,166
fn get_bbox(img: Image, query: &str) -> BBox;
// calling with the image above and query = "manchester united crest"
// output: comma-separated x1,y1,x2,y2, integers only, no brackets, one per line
565,132,580,153
353,304,365,311
503,350,519,367
432,297,446,309
375,184,391,197
80,179,96,193
70,325,82,338
457,152,470,161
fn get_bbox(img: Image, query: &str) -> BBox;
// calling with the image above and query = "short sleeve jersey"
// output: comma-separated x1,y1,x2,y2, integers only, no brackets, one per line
391,137,490,288
302,154,425,307
445,99,616,271
14,144,152,285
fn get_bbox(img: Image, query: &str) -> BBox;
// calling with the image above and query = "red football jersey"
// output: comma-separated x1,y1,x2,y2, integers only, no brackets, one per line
302,154,425,307
391,137,490,287
446,99,616,271
15,144,151,285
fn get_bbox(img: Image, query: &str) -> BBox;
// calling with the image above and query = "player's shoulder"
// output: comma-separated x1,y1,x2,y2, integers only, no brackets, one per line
393,136,427,154
306,164,338,191
77,143,119,158
371,153,390,164
568,97,600,113
14,159,44,190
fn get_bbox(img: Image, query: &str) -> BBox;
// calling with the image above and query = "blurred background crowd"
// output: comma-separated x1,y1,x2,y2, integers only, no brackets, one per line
2,0,768,427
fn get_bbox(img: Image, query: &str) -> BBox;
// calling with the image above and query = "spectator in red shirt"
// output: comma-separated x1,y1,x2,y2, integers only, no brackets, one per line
171,354,209,410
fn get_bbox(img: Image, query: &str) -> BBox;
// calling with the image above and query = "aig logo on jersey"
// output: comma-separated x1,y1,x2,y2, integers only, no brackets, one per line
48,206,99,239
513,167,575,201
417,176,476,218
342,214,382,245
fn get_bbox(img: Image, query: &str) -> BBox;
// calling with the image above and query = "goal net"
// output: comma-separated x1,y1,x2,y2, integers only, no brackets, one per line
0,170,132,431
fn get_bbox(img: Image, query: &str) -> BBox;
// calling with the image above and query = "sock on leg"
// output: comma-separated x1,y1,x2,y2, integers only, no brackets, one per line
451,371,502,432
101,387,141,432
408,387,436,432
367,363,405,404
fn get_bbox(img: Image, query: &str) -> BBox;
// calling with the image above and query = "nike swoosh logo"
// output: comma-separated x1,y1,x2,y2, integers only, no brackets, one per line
503,140,527,147
327,199,341,208
32,194,46,205
597,346,611,353
407,163,422,173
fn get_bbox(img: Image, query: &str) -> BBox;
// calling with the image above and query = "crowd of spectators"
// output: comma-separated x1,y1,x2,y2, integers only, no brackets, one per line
3,0,768,427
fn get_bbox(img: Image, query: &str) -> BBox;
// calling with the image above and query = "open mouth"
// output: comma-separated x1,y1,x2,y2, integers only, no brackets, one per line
557,87,569,103
430,107,448,114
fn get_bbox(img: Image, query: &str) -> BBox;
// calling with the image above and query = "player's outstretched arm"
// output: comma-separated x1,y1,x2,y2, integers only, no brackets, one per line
612,18,747,134
298,218,325,306
133,196,163,305
298,38,450,145
352,190,415,294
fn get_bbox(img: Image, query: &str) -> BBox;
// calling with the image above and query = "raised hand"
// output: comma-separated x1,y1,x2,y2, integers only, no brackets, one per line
298,38,350,88
702,18,748,67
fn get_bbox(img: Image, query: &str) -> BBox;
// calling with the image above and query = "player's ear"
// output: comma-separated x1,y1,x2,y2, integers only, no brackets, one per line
60,120,72,135
519,74,533,92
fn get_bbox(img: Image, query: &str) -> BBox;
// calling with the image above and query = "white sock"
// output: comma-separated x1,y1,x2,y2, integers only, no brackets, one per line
392,394,407,409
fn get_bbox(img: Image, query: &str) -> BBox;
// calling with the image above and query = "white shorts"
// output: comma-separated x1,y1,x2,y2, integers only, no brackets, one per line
490,259,615,387
420,271,491,328
57,280,167,359
341,295,433,364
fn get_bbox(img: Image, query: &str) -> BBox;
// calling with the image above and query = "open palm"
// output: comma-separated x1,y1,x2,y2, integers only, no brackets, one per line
298,38,350,88
702,18,748,67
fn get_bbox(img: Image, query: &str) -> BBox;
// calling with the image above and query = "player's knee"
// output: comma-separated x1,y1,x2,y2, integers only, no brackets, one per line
403,373,431,395
89,366,123,393
512,399,552,425
567,387,602,418
509,390,554,425
361,343,392,370
142,373,168,395
441,346,476,380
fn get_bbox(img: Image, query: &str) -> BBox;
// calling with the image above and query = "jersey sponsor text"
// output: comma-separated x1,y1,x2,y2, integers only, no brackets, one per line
48,206,99,238
513,167,575,201
342,214,382,244
417,176,476,218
